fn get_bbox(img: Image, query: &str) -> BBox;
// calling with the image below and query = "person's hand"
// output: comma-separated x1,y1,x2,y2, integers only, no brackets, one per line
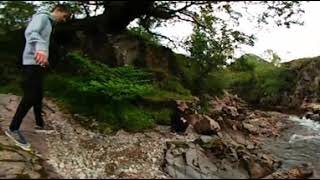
34,51,49,67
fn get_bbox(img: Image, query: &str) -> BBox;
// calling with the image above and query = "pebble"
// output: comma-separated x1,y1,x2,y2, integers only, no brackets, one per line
79,173,86,179
34,164,43,171
152,158,157,163
44,127,174,178
59,163,64,169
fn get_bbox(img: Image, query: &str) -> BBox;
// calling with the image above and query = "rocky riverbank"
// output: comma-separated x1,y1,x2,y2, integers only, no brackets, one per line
0,93,316,179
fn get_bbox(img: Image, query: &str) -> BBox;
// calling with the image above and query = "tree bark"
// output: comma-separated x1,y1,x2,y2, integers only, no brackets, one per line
56,1,154,35
101,1,154,33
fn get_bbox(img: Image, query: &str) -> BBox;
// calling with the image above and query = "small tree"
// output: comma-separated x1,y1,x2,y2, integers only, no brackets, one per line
186,8,255,94
264,49,282,67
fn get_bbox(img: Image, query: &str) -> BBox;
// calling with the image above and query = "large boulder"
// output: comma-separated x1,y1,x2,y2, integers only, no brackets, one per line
164,141,249,179
193,115,221,135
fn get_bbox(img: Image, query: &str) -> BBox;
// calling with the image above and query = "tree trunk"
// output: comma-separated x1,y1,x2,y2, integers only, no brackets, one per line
101,1,154,33
56,1,154,34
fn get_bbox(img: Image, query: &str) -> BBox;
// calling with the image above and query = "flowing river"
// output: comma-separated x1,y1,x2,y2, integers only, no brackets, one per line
262,115,320,178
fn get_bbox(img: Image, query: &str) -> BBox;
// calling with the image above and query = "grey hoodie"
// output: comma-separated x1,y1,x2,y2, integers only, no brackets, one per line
22,10,55,65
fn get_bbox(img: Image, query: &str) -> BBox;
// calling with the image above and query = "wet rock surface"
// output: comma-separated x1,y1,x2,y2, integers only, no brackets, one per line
301,102,320,121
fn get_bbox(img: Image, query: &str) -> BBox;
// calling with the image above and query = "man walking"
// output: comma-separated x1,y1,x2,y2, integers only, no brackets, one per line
5,4,71,151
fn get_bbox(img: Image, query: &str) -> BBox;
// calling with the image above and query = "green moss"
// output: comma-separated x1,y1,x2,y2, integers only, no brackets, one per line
118,104,155,132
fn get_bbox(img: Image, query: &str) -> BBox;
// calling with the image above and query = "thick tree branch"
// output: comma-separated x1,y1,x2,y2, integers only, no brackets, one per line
146,29,178,49
81,1,104,6
175,15,205,28
94,2,99,16
149,1,209,20
101,1,154,33
177,11,208,29
80,1,90,17
149,8,173,19
168,2,194,14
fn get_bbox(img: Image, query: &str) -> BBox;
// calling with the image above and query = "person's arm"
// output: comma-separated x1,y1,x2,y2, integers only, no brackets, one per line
26,14,50,65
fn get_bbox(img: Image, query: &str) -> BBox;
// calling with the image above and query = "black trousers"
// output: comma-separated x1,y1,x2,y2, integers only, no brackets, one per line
10,65,45,131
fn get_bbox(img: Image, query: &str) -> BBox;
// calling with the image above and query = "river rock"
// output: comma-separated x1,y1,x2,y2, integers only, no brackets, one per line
247,160,272,179
243,122,259,134
305,111,314,119
310,114,320,121
263,163,313,179
164,141,221,179
222,106,239,117
193,115,221,135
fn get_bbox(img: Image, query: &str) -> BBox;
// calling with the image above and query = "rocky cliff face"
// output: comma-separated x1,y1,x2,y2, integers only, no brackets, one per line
0,28,182,77
51,30,177,74
283,57,320,107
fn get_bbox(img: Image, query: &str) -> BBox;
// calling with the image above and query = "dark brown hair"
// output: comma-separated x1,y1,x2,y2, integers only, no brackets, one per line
52,4,72,15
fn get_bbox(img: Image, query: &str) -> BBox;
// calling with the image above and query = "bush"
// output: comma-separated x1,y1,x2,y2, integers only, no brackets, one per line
201,69,234,95
44,51,159,132
119,104,156,132
64,51,155,101
42,51,196,133
226,54,296,105
157,76,192,96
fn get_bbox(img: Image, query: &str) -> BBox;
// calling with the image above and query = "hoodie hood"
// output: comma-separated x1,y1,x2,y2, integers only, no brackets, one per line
35,9,56,24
